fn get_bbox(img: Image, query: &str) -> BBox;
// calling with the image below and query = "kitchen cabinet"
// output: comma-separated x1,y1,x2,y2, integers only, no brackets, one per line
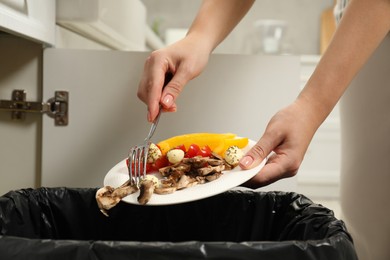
56,0,147,50
0,0,55,45
0,1,54,195
0,0,148,195
0,35,42,194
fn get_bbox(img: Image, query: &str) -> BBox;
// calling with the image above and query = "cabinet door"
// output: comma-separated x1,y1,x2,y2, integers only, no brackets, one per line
42,49,300,191
0,0,55,45
0,35,42,195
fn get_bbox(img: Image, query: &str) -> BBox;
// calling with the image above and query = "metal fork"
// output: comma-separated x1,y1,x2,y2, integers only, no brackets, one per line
127,73,172,187
128,107,162,187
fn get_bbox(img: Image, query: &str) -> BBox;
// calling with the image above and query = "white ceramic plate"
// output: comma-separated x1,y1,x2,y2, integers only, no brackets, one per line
104,139,265,205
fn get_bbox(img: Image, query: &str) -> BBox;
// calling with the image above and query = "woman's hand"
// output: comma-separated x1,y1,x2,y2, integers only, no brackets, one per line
138,0,255,122
137,36,211,122
240,100,320,188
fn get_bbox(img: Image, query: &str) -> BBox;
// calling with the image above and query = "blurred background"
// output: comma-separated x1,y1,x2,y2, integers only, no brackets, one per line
142,0,335,55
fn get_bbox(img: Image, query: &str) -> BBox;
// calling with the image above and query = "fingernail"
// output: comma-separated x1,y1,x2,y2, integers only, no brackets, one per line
240,156,254,168
162,94,174,107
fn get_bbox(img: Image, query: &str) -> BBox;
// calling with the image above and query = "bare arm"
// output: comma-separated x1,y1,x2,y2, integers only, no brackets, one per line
242,0,390,187
186,0,255,53
299,0,390,128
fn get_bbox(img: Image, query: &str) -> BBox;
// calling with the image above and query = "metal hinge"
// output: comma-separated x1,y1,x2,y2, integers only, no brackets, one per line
0,90,69,126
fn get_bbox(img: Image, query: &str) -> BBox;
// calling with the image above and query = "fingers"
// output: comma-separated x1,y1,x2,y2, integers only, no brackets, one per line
243,152,299,188
239,132,277,170
137,52,170,122
238,111,303,188
137,50,196,122
160,66,192,110
238,133,282,188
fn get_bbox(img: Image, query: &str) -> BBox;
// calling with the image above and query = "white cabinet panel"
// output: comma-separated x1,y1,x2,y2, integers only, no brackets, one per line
0,35,42,195
56,0,146,50
42,49,300,191
55,25,110,50
0,0,55,45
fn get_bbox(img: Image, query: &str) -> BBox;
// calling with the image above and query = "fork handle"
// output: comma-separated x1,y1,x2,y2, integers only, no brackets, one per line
145,72,172,141
146,106,161,140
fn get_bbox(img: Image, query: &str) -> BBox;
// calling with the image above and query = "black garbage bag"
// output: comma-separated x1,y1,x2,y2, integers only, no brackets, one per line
0,187,357,260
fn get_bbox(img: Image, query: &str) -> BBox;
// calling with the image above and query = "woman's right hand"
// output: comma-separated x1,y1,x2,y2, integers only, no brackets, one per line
137,35,211,122
239,100,320,188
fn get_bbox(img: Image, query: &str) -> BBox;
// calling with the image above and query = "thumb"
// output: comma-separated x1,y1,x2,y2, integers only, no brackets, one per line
239,133,276,170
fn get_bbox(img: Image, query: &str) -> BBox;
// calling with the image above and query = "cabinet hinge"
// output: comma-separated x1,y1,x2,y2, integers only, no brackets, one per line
0,90,69,126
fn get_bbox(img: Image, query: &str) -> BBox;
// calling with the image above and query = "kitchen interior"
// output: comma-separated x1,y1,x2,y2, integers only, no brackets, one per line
0,0,340,219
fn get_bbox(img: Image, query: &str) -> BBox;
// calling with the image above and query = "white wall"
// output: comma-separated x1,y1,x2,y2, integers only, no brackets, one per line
142,0,334,55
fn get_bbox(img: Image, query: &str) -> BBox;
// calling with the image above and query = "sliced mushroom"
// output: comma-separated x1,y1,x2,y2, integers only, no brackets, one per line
154,186,177,194
160,178,176,188
96,181,138,216
112,183,138,197
176,174,198,190
185,181,199,188
182,156,208,168
159,163,191,177
211,152,223,160
96,186,120,216
223,162,234,171
137,180,155,205
207,159,225,166
206,172,223,182
195,176,206,184
197,164,225,176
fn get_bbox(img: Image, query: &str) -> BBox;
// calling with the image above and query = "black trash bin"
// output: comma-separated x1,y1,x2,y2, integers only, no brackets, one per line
0,187,357,260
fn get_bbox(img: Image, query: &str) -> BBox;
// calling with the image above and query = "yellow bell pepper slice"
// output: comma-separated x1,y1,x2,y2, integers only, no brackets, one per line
214,137,249,156
157,132,248,156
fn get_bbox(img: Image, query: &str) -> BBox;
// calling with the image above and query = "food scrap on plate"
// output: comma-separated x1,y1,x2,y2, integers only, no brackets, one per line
96,133,248,216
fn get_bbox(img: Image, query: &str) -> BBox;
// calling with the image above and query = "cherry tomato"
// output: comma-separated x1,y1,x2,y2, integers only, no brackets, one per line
186,144,201,158
145,163,154,173
154,156,170,169
199,145,212,157
126,158,155,175
174,144,186,153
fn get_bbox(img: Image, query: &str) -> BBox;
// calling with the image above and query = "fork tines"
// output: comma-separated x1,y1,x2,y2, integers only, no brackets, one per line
128,142,150,187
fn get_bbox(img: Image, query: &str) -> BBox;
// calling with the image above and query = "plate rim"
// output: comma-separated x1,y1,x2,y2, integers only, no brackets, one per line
103,139,265,206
